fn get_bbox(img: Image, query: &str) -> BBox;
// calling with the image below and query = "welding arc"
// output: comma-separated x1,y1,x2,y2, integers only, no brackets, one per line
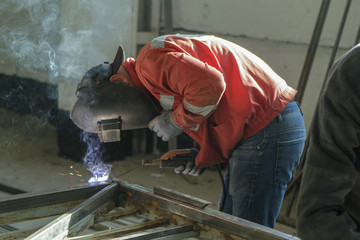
115,164,143,178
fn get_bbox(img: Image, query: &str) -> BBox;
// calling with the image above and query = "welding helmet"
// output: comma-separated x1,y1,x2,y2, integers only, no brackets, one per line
70,45,159,142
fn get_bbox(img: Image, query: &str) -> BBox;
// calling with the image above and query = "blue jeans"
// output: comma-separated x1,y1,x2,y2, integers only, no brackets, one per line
221,101,305,228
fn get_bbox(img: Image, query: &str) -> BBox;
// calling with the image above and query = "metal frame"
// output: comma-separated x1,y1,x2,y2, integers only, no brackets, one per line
0,180,299,240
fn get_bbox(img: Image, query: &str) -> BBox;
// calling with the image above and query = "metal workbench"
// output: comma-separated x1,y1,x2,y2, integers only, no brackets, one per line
0,179,299,240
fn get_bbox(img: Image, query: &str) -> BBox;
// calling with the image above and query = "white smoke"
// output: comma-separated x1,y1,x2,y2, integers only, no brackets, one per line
81,131,112,183
0,0,110,83
0,0,60,79
0,0,131,183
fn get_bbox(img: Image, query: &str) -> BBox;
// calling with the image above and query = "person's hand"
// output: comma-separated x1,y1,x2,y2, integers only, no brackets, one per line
174,160,205,176
148,111,183,141
168,148,204,177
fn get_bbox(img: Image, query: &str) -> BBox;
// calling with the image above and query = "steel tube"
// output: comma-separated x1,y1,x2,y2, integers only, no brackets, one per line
295,0,331,104
323,0,352,90
0,182,110,214
355,22,360,45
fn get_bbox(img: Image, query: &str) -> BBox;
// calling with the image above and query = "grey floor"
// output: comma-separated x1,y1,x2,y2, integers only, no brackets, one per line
0,107,297,237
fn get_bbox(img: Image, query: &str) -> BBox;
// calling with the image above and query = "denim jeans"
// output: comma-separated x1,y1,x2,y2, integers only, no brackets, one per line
221,101,306,228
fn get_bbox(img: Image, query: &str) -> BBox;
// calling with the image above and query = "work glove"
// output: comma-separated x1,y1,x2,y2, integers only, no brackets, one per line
175,160,205,176
172,148,205,177
148,111,183,141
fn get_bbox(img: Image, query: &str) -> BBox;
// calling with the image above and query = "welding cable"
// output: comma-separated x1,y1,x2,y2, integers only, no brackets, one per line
216,164,226,212
114,163,143,178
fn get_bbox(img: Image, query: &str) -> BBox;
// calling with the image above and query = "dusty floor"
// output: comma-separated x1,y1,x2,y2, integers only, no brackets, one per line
0,107,296,236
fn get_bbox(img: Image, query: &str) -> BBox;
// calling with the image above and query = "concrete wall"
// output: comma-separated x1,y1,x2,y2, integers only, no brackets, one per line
1,0,359,130
0,0,138,111
57,0,138,111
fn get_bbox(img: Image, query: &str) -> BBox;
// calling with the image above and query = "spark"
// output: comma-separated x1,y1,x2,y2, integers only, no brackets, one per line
87,163,112,183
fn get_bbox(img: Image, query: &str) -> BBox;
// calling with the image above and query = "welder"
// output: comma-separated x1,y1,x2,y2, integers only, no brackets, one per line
71,34,305,228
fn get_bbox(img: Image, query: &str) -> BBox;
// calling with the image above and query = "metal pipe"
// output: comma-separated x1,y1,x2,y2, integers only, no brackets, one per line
322,0,352,90
163,0,173,34
355,21,360,45
295,0,331,104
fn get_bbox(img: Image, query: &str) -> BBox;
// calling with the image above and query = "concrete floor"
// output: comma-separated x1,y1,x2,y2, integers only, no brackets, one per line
0,107,297,237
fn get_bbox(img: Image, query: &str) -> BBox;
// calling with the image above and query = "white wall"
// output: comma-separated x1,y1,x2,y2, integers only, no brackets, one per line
57,0,138,111
0,0,138,112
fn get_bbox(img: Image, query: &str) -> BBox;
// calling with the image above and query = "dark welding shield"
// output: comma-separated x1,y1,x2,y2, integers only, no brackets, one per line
70,45,159,142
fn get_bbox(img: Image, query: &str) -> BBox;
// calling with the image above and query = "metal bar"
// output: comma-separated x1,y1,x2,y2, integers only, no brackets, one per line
285,186,297,218
355,22,360,45
163,0,173,34
117,180,299,240
323,0,351,89
65,218,169,240
26,182,118,240
0,200,83,225
154,186,210,209
95,208,140,223
0,182,110,214
0,228,40,239
295,0,331,104
112,224,198,240
67,200,114,238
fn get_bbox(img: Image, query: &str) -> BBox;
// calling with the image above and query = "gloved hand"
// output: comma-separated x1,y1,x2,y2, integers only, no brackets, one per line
148,111,183,141
174,160,205,176
172,148,205,177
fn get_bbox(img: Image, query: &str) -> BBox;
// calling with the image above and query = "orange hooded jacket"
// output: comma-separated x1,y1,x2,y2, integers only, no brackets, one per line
120,35,296,168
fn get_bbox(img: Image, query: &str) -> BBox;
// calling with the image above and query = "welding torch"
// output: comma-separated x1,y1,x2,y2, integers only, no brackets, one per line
115,149,198,178
142,149,197,168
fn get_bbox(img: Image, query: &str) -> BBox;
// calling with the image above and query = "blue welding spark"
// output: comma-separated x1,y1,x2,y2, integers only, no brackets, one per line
87,163,112,183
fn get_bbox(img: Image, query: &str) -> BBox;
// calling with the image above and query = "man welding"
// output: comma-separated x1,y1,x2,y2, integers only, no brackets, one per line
71,34,305,228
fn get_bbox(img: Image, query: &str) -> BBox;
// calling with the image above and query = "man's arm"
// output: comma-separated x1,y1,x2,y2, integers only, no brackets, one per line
139,50,226,129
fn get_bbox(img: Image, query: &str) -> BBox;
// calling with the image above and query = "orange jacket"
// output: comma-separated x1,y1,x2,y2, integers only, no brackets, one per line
124,35,296,168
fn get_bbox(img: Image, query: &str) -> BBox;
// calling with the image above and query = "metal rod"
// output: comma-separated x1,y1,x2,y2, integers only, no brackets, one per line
27,182,118,240
163,0,173,34
323,0,351,90
0,199,84,225
0,182,110,214
355,21,360,45
65,218,170,240
295,0,331,104
111,224,198,240
94,208,140,223
115,164,143,178
154,185,210,209
285,183,297,217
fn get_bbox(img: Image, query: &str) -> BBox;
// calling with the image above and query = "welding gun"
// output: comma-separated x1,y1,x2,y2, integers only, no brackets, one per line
142,149,197,168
